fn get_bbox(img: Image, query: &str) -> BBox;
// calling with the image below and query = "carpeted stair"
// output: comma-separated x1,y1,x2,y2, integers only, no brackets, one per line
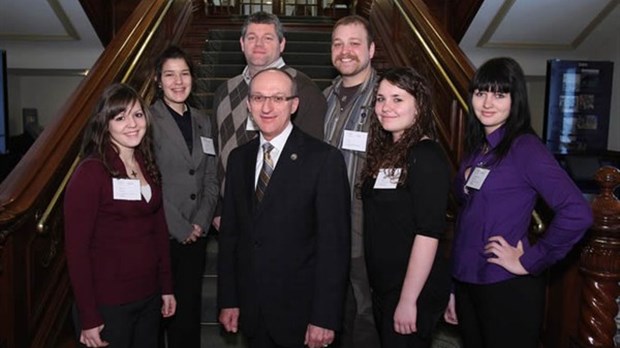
196,22,462,348
194,28,338,114
197,25,338,348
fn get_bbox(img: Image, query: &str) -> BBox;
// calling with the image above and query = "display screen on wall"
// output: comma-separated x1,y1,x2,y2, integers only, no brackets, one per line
0,50,7,154
543,59,614,154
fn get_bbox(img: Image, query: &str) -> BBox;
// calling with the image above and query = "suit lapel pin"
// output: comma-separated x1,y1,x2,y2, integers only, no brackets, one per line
290,153,298,161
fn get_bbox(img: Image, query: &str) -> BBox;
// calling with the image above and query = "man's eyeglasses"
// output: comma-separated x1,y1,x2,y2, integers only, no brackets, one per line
248,94,298,104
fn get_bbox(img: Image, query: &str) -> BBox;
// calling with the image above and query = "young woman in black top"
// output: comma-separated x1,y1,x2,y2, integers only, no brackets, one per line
361,67,451,348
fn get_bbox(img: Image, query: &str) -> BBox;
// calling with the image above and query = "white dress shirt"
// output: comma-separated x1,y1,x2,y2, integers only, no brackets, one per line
254,122,293,188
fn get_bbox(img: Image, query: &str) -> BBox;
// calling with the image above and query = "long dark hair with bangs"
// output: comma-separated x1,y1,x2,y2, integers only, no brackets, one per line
80,83,160,184
361,67,436,185
465,57,535,161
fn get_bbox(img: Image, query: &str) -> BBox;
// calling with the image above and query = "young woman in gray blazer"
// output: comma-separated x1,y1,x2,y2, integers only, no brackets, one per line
150,46,219,348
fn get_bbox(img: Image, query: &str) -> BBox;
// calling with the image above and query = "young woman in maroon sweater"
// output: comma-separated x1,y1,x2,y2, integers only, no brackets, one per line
64,83,176,347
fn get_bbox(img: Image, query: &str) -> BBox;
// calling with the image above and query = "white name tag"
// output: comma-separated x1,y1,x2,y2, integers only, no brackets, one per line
465,167,490,190
112,178,141,201
373,168,401,189
342,130,368,152
246,116,258,131
200,136,216,155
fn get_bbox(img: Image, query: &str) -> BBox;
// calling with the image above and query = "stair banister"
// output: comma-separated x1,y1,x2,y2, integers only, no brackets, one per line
574,166,620,347
0,1,194,346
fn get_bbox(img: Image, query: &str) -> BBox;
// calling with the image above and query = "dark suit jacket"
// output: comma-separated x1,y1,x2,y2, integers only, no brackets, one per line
150,99,219,241
217,127,351,346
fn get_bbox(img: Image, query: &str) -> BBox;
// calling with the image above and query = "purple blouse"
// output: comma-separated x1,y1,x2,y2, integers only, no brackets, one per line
452,128,593,284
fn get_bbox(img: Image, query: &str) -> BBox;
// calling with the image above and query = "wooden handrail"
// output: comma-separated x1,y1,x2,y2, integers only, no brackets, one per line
0,1,194,346
392,1,466,112
35,0,176,234
36,157,80,233
574,166,620,347
0,0,171,224
367,0,547,234
369,0,473,169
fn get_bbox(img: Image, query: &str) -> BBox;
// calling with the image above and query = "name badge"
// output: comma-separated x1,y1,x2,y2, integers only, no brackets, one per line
200,136,216,155
112,178,141,201
465,167,490,190
373,168,401,189
245,116,258,131
342,130,368,152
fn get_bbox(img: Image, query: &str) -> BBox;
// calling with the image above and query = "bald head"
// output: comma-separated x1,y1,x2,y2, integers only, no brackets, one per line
250,68,297,96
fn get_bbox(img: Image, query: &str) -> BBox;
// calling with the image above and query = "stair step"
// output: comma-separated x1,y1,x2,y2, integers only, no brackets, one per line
196,77,229,92
289,65,338,79
207,29,332,42
205,232,219,276
196,64,337,80
192,93,214,110
201,275,218,323
198,320,461,348
197,64,244,78
201,324,248,347
203,51,331,65
206,40,331,53
194,77,332,94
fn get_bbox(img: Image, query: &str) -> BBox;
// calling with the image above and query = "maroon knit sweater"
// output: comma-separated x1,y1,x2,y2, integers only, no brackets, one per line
64,147,172,330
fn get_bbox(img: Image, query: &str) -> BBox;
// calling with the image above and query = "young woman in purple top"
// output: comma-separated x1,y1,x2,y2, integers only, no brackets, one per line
65,84,176,347
444,57,593,347
361,67,451,347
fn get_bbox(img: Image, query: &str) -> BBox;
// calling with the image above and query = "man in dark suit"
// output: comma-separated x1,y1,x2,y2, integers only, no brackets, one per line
217,68,351,348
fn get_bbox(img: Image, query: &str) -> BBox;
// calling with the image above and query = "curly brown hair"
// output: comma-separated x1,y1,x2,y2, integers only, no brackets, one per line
360,67,436,186
80,83,161,184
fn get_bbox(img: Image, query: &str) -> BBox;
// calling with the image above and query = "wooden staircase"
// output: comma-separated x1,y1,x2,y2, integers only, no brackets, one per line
194,19,337,347
191,25,338,114
189,14,467,348
2,1,616,347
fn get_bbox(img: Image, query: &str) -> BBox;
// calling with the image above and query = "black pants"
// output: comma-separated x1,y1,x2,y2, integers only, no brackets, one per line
162,236,207,348
455,275,545,348
247,326,303,348
246,310,304,348
372,290,434,348
335,256,380,348
74,294,161,348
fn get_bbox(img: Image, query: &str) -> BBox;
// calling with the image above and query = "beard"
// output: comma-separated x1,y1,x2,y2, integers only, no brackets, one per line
334,55,370,77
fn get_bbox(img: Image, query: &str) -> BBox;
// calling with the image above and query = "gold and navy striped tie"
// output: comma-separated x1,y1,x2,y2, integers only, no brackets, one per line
256,142,274,202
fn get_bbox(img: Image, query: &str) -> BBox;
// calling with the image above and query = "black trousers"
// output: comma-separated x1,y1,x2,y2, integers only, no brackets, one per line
455,275,545,348
245,309,305,348
162,236,207,348
335,256,380,348
247,326,303,348
371,290,434,348
74,294,161,348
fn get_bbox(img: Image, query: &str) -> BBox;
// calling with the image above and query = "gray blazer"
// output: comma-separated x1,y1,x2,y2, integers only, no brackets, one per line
150,99,219,241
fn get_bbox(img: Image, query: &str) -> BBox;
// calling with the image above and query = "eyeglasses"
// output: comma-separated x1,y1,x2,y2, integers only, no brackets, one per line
248,94,298,104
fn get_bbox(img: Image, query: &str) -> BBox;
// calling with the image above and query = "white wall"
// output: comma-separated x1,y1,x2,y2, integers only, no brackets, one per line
7,75,21,136
461,1,620,151
526,77,547,138
587,29,620,151
1,0,100,138
7,73,83,136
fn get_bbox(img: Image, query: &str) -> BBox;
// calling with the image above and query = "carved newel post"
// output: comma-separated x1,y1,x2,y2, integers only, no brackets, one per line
575,166,620,347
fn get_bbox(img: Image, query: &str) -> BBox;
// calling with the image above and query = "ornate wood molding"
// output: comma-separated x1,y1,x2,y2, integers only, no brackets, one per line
369,0,473,169
574,166,620,347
